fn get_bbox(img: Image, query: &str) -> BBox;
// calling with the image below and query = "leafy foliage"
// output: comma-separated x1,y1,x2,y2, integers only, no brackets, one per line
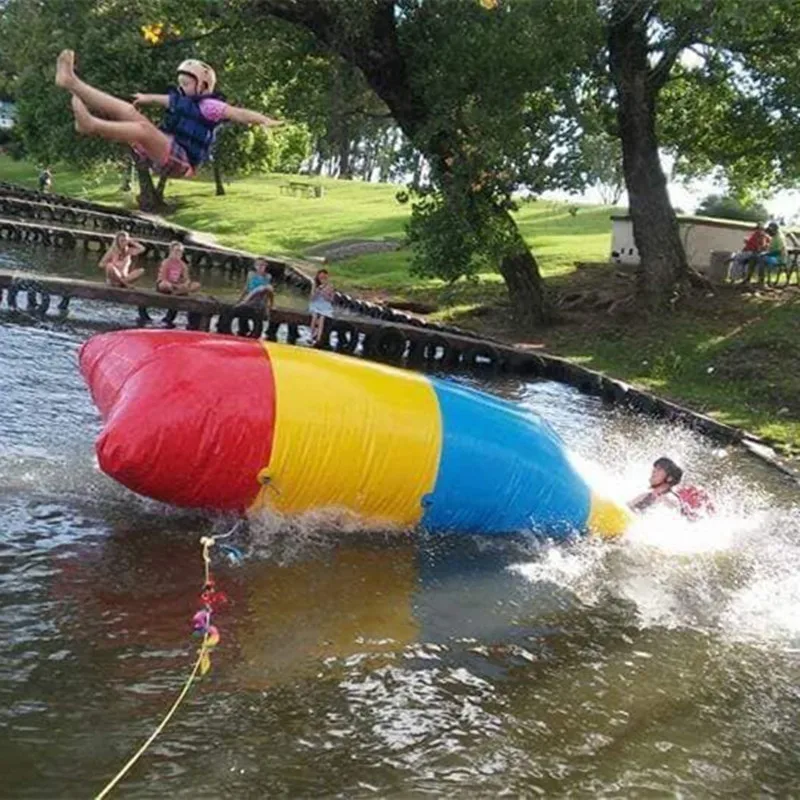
578,130,625,205
695,193,769,223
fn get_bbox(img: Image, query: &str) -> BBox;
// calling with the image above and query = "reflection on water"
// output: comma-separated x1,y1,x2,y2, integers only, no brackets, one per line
2,239,800,797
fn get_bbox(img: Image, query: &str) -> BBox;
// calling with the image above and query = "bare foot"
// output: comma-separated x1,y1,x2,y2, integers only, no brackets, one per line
71,96,95,135
55,49,76,89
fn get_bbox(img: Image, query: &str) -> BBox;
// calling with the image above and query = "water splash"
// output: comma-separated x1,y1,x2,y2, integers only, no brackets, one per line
511,414,800,649
245,505,410,565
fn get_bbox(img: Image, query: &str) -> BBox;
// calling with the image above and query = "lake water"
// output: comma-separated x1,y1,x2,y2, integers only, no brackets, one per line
2,240,799,798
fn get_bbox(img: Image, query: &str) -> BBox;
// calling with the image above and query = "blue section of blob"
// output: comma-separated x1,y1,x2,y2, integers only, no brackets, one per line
421,378,590,537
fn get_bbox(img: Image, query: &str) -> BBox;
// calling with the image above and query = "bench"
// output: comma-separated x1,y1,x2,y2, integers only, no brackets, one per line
279,181,324,199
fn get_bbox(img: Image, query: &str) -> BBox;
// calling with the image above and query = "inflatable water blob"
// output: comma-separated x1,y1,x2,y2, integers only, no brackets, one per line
79,330,633,538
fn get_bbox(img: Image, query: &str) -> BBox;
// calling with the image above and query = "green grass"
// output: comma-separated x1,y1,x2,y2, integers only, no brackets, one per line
542,290,800,452
0,155,616,292
3,154,799,450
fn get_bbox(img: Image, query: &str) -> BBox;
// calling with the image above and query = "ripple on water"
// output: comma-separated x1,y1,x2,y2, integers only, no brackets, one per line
2,238,800,796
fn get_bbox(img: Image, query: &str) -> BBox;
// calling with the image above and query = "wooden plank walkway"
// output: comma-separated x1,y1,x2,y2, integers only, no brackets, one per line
0,215,298,280
0,194,189,241
0,184,789,469
0,267,762,452
0,184,463,333
0,181,141,217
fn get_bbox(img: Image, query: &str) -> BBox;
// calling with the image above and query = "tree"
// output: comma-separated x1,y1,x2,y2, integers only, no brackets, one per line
600,0,800,310
579,130,625,205
695,193,768,222
209,121,311,192
658,2,800,200
603,0,705,311
251,0,597,328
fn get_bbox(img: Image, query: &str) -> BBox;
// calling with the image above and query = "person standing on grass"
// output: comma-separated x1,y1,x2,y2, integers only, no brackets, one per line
38,167,52,193
309,268,335,346
100,231,145,288
54,49,282,180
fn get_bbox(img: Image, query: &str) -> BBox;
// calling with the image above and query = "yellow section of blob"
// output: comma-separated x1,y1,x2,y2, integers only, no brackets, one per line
250,342,441,527
587,492,634,539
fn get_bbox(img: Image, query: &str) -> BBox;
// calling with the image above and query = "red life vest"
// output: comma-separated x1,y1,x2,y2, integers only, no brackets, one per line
674,485,715,521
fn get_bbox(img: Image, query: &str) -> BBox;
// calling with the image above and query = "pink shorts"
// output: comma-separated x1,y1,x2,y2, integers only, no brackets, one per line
132,137,195,179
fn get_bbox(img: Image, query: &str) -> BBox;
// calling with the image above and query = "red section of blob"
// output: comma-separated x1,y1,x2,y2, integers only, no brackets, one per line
79,330,275,511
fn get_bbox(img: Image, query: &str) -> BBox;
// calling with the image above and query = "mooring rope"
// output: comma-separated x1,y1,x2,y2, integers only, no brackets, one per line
94,632,211,800
93,522,240,799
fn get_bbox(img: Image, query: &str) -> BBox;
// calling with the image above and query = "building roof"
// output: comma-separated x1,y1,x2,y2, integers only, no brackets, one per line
610,212,770,231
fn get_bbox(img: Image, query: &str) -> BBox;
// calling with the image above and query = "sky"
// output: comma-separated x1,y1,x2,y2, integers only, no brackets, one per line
546,156,800,225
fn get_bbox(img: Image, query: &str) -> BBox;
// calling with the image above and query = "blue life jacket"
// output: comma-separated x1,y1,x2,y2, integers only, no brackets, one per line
160,88,223,167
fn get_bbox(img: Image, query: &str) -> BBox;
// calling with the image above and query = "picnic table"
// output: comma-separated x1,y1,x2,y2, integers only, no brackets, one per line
279,181,324,199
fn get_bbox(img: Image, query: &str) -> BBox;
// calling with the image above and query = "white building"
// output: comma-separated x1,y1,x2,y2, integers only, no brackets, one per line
610,213,795,275
0,101,16,130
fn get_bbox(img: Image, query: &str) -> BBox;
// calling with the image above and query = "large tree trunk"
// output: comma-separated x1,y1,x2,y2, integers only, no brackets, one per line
156,173,169,202
135,166,163,212
213,160,226,196
256,0,550,328
493,204,551,326
337,131,353,179
608,4,688,311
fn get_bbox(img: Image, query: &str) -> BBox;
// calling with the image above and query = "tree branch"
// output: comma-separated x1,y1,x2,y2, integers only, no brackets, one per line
342,107,393,120
157,24,233,49
648,0,716,90
247,0,427,141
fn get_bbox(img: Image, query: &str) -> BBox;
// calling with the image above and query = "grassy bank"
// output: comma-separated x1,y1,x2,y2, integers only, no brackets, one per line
2,155,799,452
0,156,615,291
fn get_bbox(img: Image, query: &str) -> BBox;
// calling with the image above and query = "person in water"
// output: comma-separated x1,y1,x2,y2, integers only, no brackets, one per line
628,456,714,521
99,231,146,288
55,50,282,179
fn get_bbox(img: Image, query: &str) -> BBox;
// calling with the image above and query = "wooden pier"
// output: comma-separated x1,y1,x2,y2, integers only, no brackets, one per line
0,194,190,241
0,215,302,283
0,181,142,217
0,266,763,453
0,183,478,335
1,181,792,472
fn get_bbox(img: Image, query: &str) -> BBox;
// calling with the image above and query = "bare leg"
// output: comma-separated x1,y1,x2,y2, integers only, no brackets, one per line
310,314,322,343
57,50,143,123
123,267,145,284
168,281,201,295
72,97,171,164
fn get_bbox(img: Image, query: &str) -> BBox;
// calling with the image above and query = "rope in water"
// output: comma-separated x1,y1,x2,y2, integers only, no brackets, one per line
94,527,236,800
94,631,211,800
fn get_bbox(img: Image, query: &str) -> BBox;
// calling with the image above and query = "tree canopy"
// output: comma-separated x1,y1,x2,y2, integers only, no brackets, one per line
4,0,800,323
695,193,769,223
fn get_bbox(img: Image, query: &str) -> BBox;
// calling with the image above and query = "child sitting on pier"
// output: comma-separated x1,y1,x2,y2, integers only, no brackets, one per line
100,231,145,288
157,242,201,327
309,268,335,346
237,258,275,316
54,50,282,179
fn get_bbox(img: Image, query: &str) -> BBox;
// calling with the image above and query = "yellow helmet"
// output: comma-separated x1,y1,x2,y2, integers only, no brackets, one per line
177,59,216,93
